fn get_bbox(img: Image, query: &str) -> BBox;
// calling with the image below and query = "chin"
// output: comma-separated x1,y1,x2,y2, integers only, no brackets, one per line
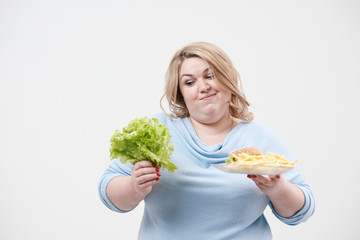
189,104,230,122
200,111,227,123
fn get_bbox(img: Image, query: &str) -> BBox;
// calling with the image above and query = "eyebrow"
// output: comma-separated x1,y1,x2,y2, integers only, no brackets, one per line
180,68,210,80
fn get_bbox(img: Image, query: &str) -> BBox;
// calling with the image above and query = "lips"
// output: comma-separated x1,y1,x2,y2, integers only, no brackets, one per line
200,93,216,100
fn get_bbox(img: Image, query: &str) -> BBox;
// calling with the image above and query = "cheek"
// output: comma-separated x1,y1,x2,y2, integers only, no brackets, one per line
226,91,231,101
221,90,232,103
212,81,231,102
181,88,197,103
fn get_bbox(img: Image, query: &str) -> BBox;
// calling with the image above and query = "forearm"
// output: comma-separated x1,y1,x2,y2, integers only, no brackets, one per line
267,180,305,218
106,175,145,211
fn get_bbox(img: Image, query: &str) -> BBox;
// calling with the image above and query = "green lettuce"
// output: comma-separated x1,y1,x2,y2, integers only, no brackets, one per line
110,117,177,172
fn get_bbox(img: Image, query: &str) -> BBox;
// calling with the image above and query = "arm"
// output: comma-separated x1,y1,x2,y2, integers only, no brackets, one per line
106,161,161,211
247,174,305,218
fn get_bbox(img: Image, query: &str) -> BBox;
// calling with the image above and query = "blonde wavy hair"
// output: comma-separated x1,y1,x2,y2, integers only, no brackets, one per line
161,42,253,122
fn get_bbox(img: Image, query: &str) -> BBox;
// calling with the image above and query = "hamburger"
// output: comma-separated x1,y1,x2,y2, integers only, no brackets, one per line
220,147,297,175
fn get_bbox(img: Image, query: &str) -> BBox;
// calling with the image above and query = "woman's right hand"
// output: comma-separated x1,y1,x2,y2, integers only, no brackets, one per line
131,161,161,197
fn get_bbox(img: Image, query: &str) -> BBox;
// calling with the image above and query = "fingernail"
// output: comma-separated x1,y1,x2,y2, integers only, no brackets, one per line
276,175,280,179
157,172,161,176
156,178,160,181
156,168,160,172
152,163,156,167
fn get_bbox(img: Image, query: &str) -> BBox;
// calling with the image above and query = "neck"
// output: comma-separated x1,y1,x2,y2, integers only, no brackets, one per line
189,113,236,145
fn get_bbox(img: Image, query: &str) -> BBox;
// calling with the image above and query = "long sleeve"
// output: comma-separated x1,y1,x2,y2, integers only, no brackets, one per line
269,170,315,225
98,113,315,239
251,123,316,225
98,160,133,213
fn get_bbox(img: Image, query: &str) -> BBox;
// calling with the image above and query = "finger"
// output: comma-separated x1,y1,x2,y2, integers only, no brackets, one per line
269,174,281,181
247,174,258,179
247,175,261,185
133,166,157,178
248,175,268,184
135,177,160,196
250,175,276,189
135,172,160,185
247,175,259,182
137,178,159,193
133,160,155,171
131,160,154,174
139,177,160,187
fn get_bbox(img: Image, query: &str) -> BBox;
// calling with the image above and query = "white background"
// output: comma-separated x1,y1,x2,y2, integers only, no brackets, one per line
1,0,359,239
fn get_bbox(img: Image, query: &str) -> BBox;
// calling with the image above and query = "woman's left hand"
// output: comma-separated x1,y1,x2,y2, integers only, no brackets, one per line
247,174,305,217
247,174,285,196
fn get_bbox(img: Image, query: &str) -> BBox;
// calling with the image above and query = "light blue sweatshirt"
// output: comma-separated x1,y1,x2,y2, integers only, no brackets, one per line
99,113,315,240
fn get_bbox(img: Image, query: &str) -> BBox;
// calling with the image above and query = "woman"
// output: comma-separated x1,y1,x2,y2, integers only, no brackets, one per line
99,42,315,239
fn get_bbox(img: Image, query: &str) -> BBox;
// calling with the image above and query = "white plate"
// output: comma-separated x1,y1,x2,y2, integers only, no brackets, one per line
213,163,294,175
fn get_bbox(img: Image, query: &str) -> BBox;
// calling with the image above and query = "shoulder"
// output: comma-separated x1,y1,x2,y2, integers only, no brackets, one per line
150,112,186,131
238,120,278,138
232,120,291,155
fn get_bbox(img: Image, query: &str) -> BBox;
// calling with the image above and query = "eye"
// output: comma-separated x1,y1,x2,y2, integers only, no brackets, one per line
206,74,214,79
185,80,194,86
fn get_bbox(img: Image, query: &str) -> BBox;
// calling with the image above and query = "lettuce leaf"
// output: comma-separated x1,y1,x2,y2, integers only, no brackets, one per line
110,117,177,172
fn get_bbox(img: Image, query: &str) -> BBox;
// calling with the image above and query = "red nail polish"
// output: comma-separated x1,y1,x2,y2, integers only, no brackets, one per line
276,175,280,178
156,178,160,181
156,168,160,172
157,172,161,176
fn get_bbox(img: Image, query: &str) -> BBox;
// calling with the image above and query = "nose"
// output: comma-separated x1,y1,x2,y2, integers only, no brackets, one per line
199,78,210,92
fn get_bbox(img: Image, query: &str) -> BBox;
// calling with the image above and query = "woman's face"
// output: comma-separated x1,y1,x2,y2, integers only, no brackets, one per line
178,57,231,124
